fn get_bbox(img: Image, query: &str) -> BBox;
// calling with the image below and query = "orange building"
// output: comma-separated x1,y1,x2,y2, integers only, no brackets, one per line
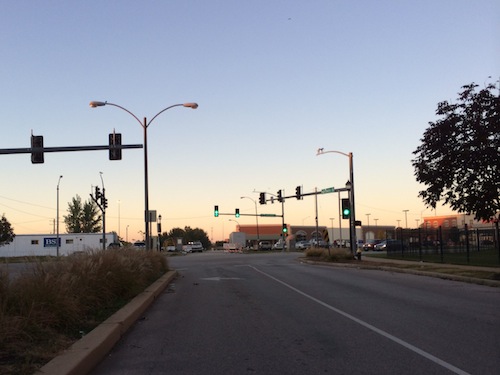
232,224,327,245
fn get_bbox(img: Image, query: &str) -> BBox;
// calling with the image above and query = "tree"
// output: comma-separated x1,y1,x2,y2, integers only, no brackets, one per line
412,82,500,222
164,226,211,249
64,195,101,233
0,214,15,246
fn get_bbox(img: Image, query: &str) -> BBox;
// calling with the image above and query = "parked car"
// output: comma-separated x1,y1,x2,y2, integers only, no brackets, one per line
108,242,122,249
258,241,272,250
310,238,328,248
362,239,382,251
373,240,387,251
188,241,204,253
272,241,286,250
295,240,310,250
133,241,146,248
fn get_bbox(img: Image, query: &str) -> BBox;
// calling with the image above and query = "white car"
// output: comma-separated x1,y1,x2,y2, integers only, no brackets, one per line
272,241,286,250
188,241,204,253
258,241,272,250
295,240,310,250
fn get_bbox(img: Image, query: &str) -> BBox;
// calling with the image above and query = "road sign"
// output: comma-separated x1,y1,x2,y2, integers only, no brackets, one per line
321,187,335,194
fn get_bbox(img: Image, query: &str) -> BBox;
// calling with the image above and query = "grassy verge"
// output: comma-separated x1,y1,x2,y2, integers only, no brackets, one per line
0,248,168,375
304,247,354,262
304,249,500,282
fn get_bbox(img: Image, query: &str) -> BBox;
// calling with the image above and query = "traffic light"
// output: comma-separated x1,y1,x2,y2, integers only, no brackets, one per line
95,186,102,200
214,205,219,217
277,190,283,203
235,208,240,218
102,197,108,209
31,135,44,164
282,223,288,234
341,198,351,219
295,186,301,200
109,132,122,160
259,192,266,205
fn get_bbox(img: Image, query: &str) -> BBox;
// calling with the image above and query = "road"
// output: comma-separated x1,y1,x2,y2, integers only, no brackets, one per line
91,252,500,375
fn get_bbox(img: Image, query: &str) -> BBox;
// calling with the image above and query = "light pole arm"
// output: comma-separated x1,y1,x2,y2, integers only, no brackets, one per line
148,103,197,127
316,149,350,158
90,101,144,127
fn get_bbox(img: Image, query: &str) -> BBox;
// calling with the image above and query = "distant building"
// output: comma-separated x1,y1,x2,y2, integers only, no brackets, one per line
0,232,118,257
422,214,495,230
232,224,327,245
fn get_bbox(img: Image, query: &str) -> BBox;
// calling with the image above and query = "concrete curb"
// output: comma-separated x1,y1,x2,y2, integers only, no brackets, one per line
35,270,178,375
300,259,500,287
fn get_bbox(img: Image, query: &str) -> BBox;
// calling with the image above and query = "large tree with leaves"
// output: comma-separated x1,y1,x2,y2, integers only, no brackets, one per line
64,195,102,233
412,82,500,221
0,214,15,246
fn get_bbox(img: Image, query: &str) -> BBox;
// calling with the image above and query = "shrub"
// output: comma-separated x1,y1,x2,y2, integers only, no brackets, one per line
0,248,168,375
305,247,353,262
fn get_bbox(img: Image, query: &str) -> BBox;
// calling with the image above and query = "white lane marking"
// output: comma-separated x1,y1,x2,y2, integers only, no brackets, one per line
250,266,470,375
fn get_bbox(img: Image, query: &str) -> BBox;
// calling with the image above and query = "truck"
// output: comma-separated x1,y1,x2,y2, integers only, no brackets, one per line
229,232,246,249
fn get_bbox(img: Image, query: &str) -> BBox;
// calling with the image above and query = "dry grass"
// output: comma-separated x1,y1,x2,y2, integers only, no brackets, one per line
305,247,354,262
0,248,168,375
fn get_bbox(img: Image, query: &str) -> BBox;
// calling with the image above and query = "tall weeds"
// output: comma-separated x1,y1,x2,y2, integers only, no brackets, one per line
0,248,168,375
305,247,354,262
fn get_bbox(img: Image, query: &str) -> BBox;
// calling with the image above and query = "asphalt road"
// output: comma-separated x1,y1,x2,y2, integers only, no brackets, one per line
91,252,500,375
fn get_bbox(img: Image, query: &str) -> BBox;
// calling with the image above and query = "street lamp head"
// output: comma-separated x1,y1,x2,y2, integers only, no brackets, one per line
89,101,107,108
183,102,198,109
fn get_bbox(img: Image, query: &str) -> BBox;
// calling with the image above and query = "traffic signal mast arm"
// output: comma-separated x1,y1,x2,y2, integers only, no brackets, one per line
259,186,350,204
214,211,283,218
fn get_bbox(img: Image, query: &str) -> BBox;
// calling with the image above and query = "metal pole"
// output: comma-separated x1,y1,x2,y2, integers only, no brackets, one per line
143,117,150,251
349,152,357,254
315,187,319,248
338,192,342,247
100,172,106,251
254,199,260,243
56,175,63,256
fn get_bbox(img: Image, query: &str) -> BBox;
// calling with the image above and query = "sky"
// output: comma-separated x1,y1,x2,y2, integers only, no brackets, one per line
1,1,499,243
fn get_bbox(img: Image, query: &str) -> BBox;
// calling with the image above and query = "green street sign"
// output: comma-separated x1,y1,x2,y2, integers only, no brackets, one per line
321,187,335,194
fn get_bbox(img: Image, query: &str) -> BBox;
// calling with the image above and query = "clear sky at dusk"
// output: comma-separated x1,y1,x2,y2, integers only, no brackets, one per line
1,1,498,242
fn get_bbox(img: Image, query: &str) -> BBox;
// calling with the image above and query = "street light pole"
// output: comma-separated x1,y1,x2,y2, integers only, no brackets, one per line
56,175,63,257
317,148,357,254
99,172,106,250
403,209,409,228
228,219,240,230
89,101,198,251
241,196,260,244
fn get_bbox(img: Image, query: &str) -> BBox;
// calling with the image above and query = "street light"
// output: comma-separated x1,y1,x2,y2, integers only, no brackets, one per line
403,209,409,228
241,196,260,244
317,148,357,254
90,100,198,250
228,218,240,230
56,175,63,257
